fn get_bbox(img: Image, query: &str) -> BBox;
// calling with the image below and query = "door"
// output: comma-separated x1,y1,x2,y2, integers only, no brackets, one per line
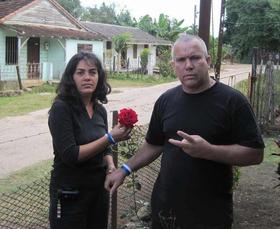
27,37,40,79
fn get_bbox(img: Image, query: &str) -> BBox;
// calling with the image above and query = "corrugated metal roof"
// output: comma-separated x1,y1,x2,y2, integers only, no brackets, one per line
2,24,105,40
82,21,171,45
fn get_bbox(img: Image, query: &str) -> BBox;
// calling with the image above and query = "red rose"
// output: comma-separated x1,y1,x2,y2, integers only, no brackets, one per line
118,108,138,128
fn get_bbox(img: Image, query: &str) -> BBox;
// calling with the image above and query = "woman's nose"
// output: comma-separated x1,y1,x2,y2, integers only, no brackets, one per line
84,72,91,80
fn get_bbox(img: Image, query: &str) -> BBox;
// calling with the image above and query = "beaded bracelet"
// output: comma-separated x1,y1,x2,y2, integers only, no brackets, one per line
121,164,132,176
105,133,116,145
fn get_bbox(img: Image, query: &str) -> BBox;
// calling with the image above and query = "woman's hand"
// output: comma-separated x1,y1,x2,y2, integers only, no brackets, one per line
110,123,132,143
106,165,116,175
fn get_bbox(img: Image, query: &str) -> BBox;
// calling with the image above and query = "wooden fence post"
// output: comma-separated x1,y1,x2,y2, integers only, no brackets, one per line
111,110,118,229
16,65,23,90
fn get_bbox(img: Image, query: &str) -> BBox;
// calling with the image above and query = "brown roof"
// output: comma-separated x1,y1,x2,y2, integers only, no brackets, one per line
82,21,171,45
0,0,35,20
2,24,105,40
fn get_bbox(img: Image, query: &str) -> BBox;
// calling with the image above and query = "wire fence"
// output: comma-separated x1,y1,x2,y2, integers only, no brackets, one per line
0,125,160,229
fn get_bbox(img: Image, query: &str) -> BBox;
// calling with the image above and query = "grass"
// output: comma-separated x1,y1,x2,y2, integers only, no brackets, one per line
0,74,176,119
0,159,52,193
263,137,280,165
0,92,55,118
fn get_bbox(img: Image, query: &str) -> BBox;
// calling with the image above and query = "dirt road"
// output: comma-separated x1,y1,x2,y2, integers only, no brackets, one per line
0,64,250,178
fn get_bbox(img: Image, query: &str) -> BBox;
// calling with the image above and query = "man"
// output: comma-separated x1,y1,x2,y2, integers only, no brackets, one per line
105,34,264,228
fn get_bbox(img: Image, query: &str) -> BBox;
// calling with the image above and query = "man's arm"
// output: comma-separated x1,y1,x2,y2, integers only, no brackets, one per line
104,141,163,193
169,131,263,166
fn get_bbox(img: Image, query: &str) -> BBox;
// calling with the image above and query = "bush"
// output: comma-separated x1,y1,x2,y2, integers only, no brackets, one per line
157,49,176,78
140,48,150,74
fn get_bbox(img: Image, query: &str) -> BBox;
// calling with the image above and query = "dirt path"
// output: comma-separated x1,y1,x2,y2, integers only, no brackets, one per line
233,162,280,229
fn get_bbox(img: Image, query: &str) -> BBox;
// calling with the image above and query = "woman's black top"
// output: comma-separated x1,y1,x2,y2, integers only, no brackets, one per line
48,99,111,189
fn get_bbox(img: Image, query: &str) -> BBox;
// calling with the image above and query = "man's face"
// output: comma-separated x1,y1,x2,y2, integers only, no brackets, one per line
171,40,211,93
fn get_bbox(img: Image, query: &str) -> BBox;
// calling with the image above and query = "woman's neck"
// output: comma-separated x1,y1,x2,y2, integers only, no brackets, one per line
82,96,92,107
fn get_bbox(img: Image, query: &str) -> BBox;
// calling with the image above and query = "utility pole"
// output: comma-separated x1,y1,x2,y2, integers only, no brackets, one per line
193,5,197,35
198,0,212,49
214,0,226,81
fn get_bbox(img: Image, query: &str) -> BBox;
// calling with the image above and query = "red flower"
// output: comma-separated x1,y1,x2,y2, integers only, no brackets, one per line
118,108,138,128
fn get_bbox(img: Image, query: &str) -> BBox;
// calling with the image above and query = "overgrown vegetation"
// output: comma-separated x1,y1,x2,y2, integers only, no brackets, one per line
224,0,280,62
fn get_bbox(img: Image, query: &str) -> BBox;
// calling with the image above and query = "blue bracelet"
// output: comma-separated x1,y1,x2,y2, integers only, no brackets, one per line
106,133,116,145
121,164,132,176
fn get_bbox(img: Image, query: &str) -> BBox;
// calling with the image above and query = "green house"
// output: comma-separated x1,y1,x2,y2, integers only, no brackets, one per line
0,0,104,89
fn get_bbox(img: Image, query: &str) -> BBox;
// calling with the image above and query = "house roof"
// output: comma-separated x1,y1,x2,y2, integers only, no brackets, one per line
81,21,171,45
0,0,103,40
2,24,104,40
0,0,34,20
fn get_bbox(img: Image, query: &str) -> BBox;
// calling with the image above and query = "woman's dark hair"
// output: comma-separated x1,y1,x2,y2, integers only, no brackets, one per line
54,52,111,108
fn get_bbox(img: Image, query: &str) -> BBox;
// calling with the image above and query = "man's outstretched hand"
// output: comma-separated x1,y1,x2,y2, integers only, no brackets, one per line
104,168,126,194
168,130,212,160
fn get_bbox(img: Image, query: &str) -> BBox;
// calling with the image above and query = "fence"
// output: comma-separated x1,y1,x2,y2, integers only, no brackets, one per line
250,48,280,133
0,125,160,229
0,64,42,81
104,56,156,75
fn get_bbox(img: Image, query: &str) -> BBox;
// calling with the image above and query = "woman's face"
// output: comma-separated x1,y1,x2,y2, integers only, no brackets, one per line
73,59,99,97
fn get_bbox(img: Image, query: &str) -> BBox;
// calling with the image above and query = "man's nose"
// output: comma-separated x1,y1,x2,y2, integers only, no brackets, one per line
185,58,193,69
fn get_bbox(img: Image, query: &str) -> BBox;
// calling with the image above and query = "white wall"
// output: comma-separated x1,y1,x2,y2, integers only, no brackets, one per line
65,39,104,64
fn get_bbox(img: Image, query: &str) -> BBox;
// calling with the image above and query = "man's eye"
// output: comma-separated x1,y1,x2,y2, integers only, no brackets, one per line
190,56,200,61
176,57,186,62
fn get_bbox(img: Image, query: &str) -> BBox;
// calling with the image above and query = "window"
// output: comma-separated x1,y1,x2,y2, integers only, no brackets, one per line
77,44,93,53
6,37,18,65
106,41,112,49
144,44,149,49
133,44,137,58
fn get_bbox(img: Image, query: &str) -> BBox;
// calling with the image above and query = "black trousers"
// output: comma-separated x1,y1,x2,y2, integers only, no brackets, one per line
49,185,109,229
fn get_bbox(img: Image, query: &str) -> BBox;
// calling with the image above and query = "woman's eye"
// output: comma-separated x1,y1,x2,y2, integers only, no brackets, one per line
76,71,84,75
89,71,97,75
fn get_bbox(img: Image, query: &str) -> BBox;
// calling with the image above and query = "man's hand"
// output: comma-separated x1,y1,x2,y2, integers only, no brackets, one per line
104,168,127,194
168,130,212,160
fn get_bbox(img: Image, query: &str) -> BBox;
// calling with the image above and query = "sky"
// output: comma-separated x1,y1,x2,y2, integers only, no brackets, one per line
80,0,222,37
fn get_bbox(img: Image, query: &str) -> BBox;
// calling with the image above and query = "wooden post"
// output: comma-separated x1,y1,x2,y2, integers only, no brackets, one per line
16,65,23,90
111,110,118,229
113,56,116,72
214,0,226,81
198,0,212,49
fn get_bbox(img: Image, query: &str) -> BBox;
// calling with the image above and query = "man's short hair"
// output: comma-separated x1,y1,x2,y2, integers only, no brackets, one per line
172,34,208,60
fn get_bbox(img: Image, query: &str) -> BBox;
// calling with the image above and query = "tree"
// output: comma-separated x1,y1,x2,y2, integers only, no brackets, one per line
81,3,137,27
154,14,188,42
112,33,132,71
57,0,83,19
224,0,280,61
81,3,118,24
137,15,156,36
117,9,137,27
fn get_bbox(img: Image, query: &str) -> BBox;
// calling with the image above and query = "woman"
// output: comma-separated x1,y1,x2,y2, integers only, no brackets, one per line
48,52,131,229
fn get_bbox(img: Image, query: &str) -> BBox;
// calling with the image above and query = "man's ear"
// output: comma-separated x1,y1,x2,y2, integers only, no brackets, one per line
206,55,211,67
171,60,175,70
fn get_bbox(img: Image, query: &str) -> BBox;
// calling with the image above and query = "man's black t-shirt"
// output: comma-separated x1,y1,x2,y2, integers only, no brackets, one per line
146,82,264,226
